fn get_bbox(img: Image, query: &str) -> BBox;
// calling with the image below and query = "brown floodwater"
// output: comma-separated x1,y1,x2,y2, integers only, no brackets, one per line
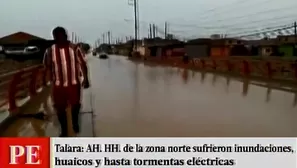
2,55,297,137
88,55,297,137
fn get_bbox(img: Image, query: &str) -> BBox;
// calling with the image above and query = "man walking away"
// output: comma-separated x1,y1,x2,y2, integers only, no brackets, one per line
43,26,90,137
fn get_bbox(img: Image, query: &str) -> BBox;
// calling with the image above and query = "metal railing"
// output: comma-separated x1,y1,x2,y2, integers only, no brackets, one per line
0,64,50,114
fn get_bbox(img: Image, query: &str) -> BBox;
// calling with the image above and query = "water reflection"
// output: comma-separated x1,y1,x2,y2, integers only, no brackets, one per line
225,75,230,93
293,93,297,107
182,69,189,84
242,78,249,97
212,73,217,86
146,67,158,82
192,71,195,78
200,71,206,84
176,68,297,106
141,60,297,106
133,63,139,119
266,86,272,103
2,91,59,137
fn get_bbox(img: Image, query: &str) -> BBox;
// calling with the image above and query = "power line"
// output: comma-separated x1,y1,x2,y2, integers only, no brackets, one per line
235,25,294,38
170,0,278,25
221,15,296,29
198,6,296,25
169,14,296,30
226,24,293,37
166,21,296,40
189,0,249,21
167,16,296,39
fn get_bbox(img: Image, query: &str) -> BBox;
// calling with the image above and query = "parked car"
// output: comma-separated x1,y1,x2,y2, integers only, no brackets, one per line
24,46,40,54
0,46,3,54
99,52,108,59
4,46,42,62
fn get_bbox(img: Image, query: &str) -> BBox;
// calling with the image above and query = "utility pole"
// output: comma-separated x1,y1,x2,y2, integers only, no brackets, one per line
102,33,105,44
165,22,168,39
74,34,77,43
137,0,140,40
149,24,152,38
152,24,155,38
155,25,158,37
107,31,111,45
133,0,138,50
294,22,297,45
294,22,297,56
95,39,99,48
71,32,74,42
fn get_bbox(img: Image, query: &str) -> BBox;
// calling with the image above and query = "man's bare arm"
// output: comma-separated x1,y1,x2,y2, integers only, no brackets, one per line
76,47,89,81
43,48,52,71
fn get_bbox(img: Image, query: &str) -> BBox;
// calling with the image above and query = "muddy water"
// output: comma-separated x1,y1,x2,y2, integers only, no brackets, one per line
88,55,297,137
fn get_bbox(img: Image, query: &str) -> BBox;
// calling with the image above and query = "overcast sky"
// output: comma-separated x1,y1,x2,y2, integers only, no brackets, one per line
0,0,296,44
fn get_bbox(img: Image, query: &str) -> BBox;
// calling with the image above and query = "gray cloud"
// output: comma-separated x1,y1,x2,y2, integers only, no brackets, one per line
0,0,296,43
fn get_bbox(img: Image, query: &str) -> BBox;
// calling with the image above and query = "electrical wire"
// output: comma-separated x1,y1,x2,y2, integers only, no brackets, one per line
169,0,280,25
196,6,297,25
236,26,295,38
167,17,295,39
227,24,294,36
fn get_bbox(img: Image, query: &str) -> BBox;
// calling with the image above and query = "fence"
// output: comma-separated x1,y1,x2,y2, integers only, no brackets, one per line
0,64,50,115
143,56,297,82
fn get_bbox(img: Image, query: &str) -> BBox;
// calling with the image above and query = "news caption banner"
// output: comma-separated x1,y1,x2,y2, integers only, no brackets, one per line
0,138,296,168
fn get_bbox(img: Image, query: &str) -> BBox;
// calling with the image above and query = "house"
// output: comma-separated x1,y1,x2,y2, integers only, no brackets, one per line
143,38,184,57
209,38,248,58
162,43,185,57
277,35,297,43
0,32,49,61
276,35,297,57
185,38,211,58
0,31,45,48
247,38,279,57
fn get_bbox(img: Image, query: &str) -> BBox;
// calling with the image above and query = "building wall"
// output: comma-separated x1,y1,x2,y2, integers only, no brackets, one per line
137,46,150,58
278,36,297,43
278,45,294,57
156,47,162,57
118,49,130,56
185,45,208,58
172,48,185,56
260,47,273,56
210,47,229,58
137,46,145,56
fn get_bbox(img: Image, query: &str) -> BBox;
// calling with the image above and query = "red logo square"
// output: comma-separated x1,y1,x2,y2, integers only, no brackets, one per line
0,138,50,168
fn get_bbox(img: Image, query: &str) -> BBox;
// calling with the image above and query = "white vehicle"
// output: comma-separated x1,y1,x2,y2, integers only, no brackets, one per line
4,46,40,55
23,46,40,54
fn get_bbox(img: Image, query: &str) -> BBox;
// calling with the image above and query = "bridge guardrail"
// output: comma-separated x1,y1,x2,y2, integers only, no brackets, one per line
0,64,51,115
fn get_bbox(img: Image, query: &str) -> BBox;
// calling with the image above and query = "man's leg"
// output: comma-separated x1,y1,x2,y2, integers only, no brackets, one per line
68,84,82,134
71,104,81,133
52,86,68,137
55,106,68,137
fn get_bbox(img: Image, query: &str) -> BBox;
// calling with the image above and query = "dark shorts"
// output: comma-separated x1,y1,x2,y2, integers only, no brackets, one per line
52,84,81,109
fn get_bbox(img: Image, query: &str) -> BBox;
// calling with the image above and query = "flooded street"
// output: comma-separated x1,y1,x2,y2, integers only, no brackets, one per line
88,55,297,137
